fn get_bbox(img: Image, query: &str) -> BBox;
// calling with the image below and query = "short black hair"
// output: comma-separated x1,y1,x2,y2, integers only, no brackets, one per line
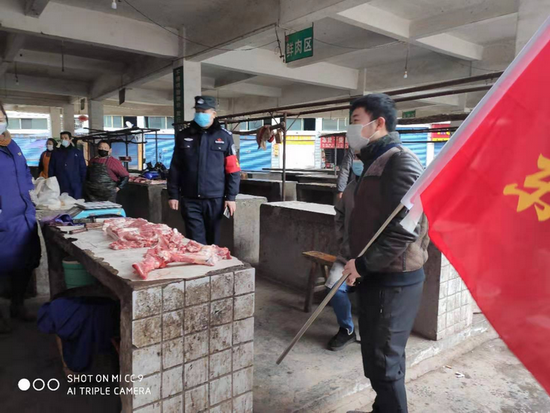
98,140,111,148
47,138,56,145
351,93,397,132
60,131,72,138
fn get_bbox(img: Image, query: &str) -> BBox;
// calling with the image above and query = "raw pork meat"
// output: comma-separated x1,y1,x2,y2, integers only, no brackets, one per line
133,243,231,280
103,218,183,250
102,218,231,279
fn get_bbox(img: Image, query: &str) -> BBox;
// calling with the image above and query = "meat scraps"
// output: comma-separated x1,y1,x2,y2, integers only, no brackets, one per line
103,218,184,250
133,243,231,280
102,218,231,279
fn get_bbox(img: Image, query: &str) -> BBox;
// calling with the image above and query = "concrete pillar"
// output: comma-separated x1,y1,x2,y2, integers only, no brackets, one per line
49,107,61,138
516,0,550,55
88,99,104,131
62,103,75,135
354,69,368,96
183,62,201,121
173,27,201,132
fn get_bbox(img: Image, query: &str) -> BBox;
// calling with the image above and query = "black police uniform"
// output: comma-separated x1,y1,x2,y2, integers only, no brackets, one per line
167,106,240,245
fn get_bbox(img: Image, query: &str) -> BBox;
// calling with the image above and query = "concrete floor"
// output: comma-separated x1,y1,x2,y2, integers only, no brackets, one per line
1,278,547,413
355,339,550,413
406,339,550,413
253,277,549,413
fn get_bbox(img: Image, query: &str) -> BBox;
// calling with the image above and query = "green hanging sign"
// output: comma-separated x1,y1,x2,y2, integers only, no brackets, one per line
285,27,314,63
173,66,184,125
403,110,416,119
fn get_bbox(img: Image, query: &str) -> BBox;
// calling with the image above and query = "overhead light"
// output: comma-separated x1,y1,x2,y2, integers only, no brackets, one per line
111,0,117,10
14,62,19,85
403,43,410,79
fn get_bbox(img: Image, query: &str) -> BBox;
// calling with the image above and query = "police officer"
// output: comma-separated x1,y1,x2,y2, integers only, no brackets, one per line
167,96,240,246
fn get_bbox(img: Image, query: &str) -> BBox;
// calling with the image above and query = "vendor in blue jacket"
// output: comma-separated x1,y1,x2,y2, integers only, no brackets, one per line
167,96,241,245
48,131,87,199
0,102,41,332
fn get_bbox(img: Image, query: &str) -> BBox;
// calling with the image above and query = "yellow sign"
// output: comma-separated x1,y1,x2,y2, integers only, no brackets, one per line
287,135,315,146
504,154,550,222
286,136,315,141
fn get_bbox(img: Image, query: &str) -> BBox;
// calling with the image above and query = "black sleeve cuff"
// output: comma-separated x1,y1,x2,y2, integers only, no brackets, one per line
355,256,369,278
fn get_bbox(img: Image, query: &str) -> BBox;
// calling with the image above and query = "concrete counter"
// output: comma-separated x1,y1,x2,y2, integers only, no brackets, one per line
296,182,338,206
259,202,338,290
239,179,297,202
243,172,282,181
44,225,256,412
117,182,166,223
296,174,338,184
161,190,267,265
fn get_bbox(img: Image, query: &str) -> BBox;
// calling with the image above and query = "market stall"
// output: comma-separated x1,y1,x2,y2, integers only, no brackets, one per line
117,180,166,224
43,222,255,412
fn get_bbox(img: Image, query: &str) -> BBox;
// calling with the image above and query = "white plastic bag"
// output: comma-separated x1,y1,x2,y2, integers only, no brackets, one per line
35,177,61,209
59,192,81,209
325,261,346,289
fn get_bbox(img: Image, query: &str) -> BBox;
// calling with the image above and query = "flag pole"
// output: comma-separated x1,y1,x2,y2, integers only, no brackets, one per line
276,203,405,365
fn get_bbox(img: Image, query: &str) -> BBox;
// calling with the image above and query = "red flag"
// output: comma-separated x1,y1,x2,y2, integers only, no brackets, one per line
402,19,550,393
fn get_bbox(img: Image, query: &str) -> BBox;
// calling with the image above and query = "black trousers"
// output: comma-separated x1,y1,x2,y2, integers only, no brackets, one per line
0,270,34,306
358,281,424,413
180,197,224,245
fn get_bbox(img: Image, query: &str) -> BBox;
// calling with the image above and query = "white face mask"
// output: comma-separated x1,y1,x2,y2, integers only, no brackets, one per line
0,122,7,135
47,144,54,151
347,119,378,151
61,139,70,148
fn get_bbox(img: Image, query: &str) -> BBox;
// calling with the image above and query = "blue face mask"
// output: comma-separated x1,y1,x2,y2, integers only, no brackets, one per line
194,112,212,128
352,160,364,177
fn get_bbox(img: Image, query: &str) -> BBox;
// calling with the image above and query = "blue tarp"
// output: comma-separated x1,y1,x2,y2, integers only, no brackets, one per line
12,134,50,167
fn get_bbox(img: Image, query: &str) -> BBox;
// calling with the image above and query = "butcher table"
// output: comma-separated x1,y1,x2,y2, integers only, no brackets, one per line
43,225,256,413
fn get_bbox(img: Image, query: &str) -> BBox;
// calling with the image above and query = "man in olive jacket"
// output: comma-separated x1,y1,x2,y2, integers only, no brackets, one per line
343,94,429,413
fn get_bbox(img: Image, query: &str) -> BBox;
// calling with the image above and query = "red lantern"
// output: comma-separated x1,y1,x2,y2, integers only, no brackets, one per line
78,115,88,122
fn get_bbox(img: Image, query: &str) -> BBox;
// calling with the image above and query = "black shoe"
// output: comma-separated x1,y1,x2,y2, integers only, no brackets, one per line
328,327,356,351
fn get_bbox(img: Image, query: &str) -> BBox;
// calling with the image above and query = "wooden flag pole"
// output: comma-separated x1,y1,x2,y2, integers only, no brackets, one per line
276,203,405,365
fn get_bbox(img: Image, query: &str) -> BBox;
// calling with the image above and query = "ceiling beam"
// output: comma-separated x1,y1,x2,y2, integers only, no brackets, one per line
280,0,371,29
16,49,126,74
202,76,216,90
186,24,276,63
416,34,484,61
0,1,179,58
217,83,282,98
409,0,518,39
123,88,173,106
3,73,89,96
0,33,26,77
0,92,71,107
90,57,173,100
333,3,485,61
416,95,462,107
334,3,410,40
287,39,399,69
215,73,257,88
188,1,371,62
24,0,50,17
102,101,173,116
203,48,358,90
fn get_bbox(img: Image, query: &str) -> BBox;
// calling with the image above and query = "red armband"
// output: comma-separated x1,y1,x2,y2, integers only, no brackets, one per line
225,155,241,174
